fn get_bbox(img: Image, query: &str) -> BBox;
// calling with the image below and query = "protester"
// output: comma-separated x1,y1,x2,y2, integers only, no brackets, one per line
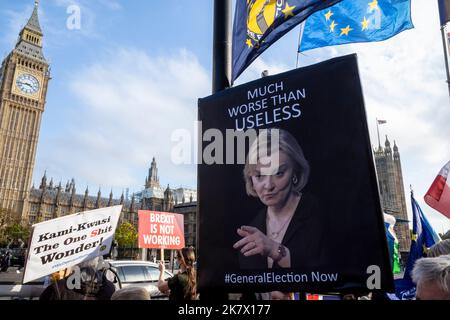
111,240,119,260
111,287,150,300
16,248,26,273
270,291,294,300
103,240,119,260
158,246,197,300
40,257,116,300
6,238,26,273
411,254,450,300
427,239,450,257
0,249,11,272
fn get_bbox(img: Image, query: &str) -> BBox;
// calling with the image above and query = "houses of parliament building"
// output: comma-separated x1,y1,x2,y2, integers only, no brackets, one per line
28,158,198,247
374,137,411,260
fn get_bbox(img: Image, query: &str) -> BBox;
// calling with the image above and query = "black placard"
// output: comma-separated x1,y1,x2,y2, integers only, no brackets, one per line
198,54,393,294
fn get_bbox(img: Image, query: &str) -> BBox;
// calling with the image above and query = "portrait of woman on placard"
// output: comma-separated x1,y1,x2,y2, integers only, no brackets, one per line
233,128,325,270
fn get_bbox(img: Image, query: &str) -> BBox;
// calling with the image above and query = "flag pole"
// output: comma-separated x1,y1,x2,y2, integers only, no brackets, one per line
441,24,450,96
296,23,306,68
212,0,232,93
376,118,381,149
204,0,231,301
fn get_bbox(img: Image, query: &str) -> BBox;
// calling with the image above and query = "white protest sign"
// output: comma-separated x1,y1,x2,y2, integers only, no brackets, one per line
23,205,122,283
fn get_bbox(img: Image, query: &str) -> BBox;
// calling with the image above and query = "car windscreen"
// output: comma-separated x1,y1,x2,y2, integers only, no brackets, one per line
118,266,146,283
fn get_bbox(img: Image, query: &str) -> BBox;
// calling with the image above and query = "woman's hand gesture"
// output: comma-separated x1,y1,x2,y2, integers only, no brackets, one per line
158,261,165,273
233,226,279,259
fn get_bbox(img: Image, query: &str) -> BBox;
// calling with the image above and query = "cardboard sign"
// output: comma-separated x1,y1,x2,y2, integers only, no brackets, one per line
23,205,122,283
197,54,393,293
138,210,185,249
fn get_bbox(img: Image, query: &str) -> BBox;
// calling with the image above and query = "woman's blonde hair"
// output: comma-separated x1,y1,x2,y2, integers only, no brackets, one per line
243,128,310,197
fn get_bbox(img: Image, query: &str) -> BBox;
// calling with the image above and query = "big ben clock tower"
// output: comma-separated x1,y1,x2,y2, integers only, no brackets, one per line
0,1,50,221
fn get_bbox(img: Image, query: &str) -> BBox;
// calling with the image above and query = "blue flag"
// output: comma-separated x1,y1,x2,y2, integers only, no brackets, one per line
232,0,342,82
394,193,440,300
299,0,414,52
438,0,450,26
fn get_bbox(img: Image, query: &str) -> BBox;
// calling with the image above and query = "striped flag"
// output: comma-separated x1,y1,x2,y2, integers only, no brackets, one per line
306,293,341,300
448,32,450,56
424,160,450,219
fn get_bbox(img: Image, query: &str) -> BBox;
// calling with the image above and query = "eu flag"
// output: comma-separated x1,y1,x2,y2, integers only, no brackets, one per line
232,0,342,82
394,193,440,300
300,0,414,52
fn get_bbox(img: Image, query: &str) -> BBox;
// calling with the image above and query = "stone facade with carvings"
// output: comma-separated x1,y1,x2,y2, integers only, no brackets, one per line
27,159,198,245
0,3,50,218
374,137,411,255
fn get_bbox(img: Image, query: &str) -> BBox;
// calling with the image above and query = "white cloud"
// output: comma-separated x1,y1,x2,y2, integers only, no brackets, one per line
34,48,210,195
52,0,121,12
50,0,98,39
348,0,450,232
98,0,122,10
0,5,33,48
0,0,100,58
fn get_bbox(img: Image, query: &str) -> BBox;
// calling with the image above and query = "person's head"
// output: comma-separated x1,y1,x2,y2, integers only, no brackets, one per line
177,247,196,269
78,257,101,269
270,291,294,300
342,294,357,300
77,256,103,276
243,128,310,207
74,257,107,296
427,239,450,258
411,255,450,300
111,287,150,300
176,246,197,299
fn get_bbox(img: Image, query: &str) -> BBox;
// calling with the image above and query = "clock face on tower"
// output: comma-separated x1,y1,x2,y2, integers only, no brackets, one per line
16,73,40,94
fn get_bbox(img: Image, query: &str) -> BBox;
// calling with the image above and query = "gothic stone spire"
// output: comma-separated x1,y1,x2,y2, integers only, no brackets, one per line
14,0,47,62
26,1,43,35
146,157,160,188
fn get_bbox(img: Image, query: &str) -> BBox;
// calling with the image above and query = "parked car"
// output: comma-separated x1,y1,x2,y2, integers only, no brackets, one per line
0,259,173,300
106,260,173,299
0,276,46,300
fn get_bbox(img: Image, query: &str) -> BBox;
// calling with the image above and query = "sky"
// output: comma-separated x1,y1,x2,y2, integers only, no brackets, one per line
0,0,449,233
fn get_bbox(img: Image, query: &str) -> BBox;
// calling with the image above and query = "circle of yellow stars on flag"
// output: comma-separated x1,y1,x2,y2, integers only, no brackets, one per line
326,0,379,37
